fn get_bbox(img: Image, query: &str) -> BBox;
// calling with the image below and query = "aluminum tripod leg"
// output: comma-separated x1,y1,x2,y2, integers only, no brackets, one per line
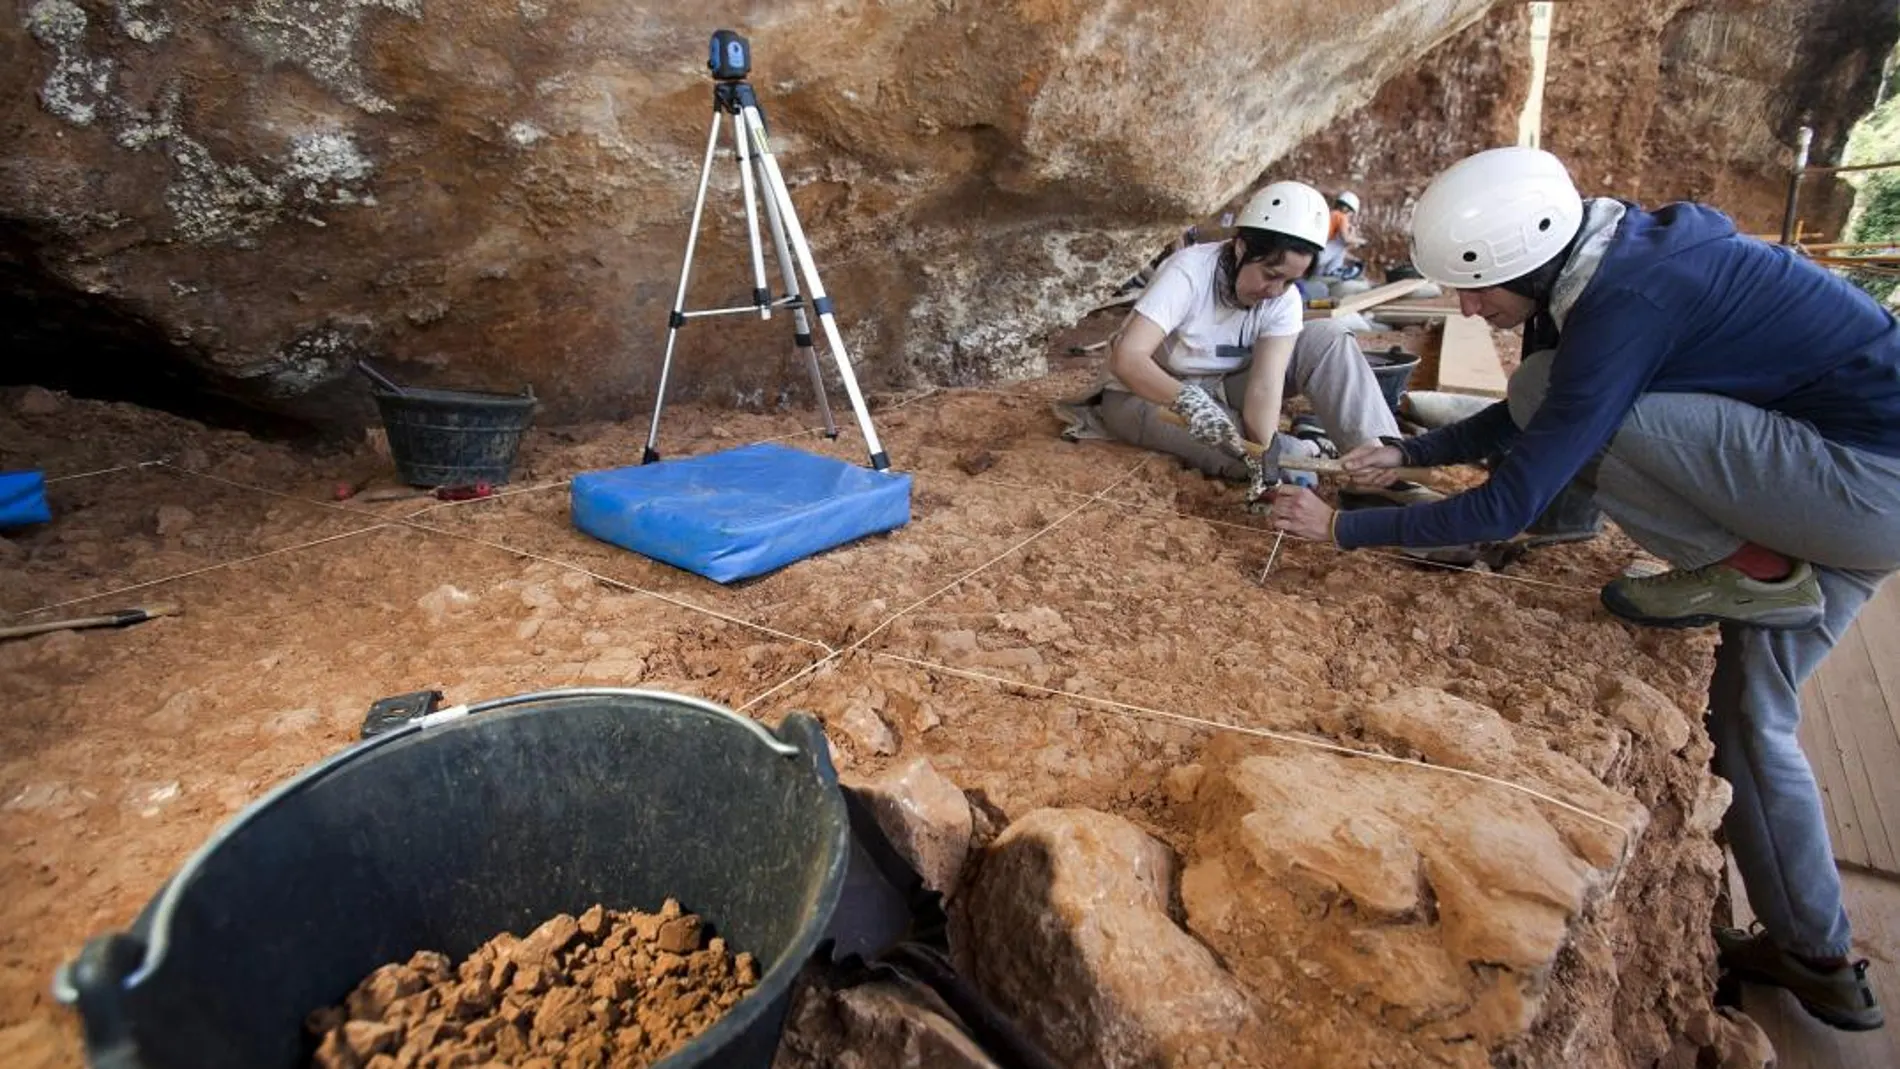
738,103,888,468
643,106,724,463
729,109,773,320
748,124,838,438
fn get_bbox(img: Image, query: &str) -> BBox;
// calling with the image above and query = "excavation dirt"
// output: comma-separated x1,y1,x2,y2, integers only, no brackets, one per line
307,902,756,1069
1,314,1742,1067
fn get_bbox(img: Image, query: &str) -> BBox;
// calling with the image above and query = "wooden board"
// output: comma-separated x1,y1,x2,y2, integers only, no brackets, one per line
1728,857,1900,1068
1800,576,1900,874
1371,301,1457,318
1326,278,1432,319
1435,315,1508,399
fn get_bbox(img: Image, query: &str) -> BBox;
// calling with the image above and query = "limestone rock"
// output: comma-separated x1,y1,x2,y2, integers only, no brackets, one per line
1362,687,1650,870
847,757,974,898
995,606,1071,644
929,630,982,665
1599,672,1693,753
1542,0,1894,239
13,386,64,415
962,808,1257,1068
837,700,898,757
1182,728,1638,1063
153,504,195,536
4,0,1508,424
1702,1008,1775,1069
774,966,1000,1069
416,583,477,626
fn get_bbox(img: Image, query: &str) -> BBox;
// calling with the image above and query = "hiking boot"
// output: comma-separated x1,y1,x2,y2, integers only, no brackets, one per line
1715,925,1884,1031
1290,415,1338,459
1600,560,1824,631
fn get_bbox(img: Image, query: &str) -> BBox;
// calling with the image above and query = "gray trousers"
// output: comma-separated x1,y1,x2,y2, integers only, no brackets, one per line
1097,319,1401,480
1510,351,1900,958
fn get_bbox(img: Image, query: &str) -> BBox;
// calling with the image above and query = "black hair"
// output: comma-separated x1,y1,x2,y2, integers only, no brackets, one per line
1216,227,1322,307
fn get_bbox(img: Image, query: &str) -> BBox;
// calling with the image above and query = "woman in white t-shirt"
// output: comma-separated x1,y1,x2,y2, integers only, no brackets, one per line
1093,181,1433,510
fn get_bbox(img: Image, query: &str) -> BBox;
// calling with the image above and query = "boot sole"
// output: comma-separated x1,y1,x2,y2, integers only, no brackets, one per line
1599,588,1823,632
1725,963,1886,1031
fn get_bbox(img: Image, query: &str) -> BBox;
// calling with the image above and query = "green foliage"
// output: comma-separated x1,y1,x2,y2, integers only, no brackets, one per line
1840,53,1900,304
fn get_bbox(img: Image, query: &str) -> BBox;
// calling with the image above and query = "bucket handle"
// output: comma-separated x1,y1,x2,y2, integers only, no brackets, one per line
51,933,148,1069
437,687,802,757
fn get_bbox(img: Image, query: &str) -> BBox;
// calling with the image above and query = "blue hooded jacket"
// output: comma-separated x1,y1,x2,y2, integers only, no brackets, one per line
1336,203,1900,550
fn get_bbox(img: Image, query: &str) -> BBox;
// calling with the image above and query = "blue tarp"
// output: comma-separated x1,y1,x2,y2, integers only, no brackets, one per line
571,443,912,583
0,470,51,528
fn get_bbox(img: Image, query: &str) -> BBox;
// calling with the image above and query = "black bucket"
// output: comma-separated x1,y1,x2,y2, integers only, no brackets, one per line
372,384,536,487
1365,346,1420,413
55,689,850,1069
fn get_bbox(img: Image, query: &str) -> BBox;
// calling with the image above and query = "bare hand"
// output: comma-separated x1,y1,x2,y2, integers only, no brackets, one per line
1270,484,1335,542
1341,442,1405,488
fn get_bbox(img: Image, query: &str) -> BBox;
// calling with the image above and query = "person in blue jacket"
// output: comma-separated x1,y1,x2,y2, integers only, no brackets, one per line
1271,146,1898,1031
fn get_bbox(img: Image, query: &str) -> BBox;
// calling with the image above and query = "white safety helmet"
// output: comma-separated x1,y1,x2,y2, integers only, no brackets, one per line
1335,190,1361,213
1408,146,1584,288
1234,181,1331,249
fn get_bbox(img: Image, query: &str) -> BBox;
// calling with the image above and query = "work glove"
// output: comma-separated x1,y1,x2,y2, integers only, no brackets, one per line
1169,384,1246,456
1242,454,1279,516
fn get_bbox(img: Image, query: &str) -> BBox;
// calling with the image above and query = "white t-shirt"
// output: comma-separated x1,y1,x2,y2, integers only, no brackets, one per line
1118,242,1303,383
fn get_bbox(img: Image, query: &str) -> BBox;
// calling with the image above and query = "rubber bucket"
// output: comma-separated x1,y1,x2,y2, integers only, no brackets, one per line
372,384,537,487
55,689,850,1069
1365,347,1420,413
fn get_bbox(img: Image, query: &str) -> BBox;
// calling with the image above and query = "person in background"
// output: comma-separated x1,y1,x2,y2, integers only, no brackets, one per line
1313,190,1365,282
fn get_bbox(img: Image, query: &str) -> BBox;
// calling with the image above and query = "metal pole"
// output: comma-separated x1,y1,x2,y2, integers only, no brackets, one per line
644,106,725,463
730,105,773,320
740,102,890,469
752,131,838,438
1780,125,1812,246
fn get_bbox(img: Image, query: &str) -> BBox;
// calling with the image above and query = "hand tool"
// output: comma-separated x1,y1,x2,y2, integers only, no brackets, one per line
354,482,495,503
1156,410,1436,481
0,603,180,642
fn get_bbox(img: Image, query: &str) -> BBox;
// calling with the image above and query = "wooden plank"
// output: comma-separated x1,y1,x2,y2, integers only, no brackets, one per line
1728,856,1900,1069
1801,672,1872,869
1817,624,1900,873
1326,278,1431,319
1375,301,1457,317
1849,577,1900,736
1435,315,1508,399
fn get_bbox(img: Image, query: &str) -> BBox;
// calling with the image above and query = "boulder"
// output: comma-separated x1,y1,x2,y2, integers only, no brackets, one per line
847,757,974,899
961,808,1260,1068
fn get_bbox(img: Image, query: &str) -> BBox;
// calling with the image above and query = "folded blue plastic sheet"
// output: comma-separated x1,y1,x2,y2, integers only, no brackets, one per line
0,470,52,528
571,443,912,583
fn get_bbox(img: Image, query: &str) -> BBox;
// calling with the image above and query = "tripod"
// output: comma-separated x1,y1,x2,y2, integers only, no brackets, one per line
644,31,890,471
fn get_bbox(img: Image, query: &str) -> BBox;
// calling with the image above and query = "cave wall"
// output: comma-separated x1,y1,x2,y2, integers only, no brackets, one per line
1539,0,1899,239
4,0,1503,424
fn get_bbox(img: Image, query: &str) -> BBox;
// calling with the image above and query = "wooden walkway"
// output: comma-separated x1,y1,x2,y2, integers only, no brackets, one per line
1728,576,1900,1066
1801,576,1900,875
1728,865,1900,1068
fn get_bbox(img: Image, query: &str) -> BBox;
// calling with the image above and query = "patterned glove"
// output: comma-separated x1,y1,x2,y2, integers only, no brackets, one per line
1242,454,1280,516
1169,384,1245,456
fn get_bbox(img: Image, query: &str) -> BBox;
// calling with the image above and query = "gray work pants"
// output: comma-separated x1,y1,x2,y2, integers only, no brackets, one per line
1510,350,1900,958
1096,318,1400,480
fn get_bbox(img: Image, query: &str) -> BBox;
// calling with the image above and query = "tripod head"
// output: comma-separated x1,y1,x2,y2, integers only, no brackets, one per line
708,30,751,81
